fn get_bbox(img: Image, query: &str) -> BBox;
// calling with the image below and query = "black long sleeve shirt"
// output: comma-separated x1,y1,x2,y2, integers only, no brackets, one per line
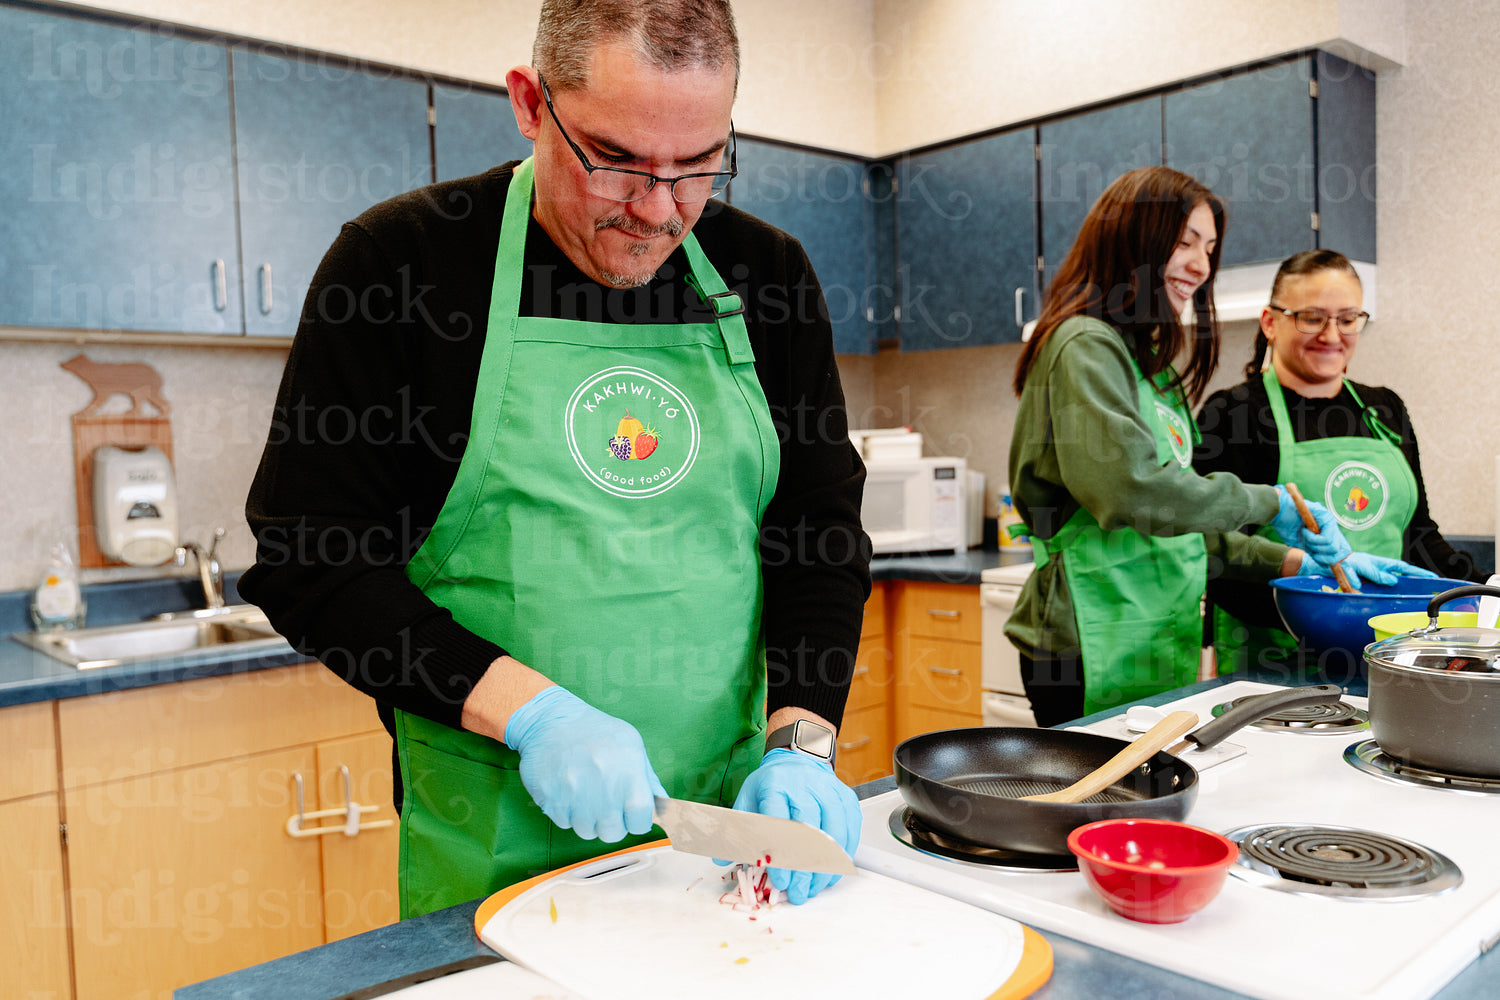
240,162,871,743
1194,376,1487,630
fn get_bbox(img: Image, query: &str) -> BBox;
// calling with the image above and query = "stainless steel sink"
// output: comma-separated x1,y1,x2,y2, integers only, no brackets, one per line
11,605,290,670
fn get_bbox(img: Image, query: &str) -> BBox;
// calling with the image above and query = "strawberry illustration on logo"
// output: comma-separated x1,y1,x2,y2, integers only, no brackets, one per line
1346,487,1370,512
1169,426,1184,448
634,424,660,460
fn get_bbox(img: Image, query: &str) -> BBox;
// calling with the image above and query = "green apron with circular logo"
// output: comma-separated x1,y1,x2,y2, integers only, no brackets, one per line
393,159,779,917
1212,367,1417,671
1034,359,1207,716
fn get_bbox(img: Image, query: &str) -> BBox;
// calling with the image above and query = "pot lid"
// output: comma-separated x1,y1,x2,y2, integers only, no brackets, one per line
1367,626,1500,674
1366,584,1500,674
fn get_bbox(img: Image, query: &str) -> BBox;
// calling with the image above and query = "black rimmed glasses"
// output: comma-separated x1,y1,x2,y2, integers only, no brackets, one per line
1268,306,1371,335
539,76,736,204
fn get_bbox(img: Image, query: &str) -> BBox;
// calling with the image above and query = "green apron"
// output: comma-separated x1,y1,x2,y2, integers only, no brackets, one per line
1034,360,1207,715
1212,367,1417,671
393,159,780,917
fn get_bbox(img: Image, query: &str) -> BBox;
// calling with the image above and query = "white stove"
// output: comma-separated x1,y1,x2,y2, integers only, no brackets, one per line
855,681,1500,1000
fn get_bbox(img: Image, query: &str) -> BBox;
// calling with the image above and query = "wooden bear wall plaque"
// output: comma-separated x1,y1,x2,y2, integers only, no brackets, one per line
62,354,175,568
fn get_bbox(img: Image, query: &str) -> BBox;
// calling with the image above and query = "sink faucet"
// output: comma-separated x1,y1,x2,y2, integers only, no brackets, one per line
175,527,226,610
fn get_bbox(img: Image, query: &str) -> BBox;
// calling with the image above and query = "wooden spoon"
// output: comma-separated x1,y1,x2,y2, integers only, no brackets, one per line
1285,482,1357,593
1020,710,1200,803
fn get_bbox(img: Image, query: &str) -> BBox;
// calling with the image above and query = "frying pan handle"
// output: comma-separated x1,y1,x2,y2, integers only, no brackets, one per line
1179,683,1344,751
1426,585,1500,619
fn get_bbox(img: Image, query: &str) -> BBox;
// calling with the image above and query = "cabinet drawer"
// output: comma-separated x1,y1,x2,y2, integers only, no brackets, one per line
860,582,886,639
901,582,981,642
895,703,984,745
834,704,894,787
59,662,381,788
898,636,982,715
846,636,894,715
0,701,57,802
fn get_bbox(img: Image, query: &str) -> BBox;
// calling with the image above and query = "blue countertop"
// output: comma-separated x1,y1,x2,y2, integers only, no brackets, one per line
176,671,1500,1000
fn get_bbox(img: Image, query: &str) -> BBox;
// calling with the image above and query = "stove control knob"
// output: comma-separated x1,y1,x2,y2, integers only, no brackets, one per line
1124,704,1167,734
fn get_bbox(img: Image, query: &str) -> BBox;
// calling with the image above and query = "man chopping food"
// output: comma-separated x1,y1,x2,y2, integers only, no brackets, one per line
241,0,870,917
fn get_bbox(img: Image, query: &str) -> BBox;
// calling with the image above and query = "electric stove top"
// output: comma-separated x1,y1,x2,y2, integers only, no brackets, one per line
855,681,1500,1000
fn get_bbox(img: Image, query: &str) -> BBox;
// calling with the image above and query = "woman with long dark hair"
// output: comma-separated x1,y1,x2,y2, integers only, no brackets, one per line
1004,167,1350,725
1195,249,1475,673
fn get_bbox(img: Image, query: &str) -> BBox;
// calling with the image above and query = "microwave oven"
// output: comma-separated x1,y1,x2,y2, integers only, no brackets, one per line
861,456,969,556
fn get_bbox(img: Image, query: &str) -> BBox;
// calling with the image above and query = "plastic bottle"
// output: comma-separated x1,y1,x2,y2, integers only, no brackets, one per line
998,488,1028,546
31,539,85,631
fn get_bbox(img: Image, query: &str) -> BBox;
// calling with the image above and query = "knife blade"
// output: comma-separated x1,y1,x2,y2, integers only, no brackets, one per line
652,796,855,875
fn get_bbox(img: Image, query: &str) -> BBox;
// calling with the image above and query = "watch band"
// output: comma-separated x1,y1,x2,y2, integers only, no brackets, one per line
765,719,836,766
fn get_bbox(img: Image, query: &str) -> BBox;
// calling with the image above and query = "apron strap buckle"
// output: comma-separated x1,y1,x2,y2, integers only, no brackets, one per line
704,289,746,318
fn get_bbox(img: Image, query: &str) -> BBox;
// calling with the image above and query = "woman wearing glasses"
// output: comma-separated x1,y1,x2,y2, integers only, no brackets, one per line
1005,168,1352,726
1195,249,1484,672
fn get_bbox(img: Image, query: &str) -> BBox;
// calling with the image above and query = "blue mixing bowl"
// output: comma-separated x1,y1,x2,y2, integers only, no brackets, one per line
1269,575,1480,655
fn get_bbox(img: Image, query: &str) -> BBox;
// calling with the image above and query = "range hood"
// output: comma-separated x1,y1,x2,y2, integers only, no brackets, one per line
1021,259,1376,340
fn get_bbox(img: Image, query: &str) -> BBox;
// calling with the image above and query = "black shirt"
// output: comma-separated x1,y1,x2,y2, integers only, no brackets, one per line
1194,375,1486,630
240,162,871,740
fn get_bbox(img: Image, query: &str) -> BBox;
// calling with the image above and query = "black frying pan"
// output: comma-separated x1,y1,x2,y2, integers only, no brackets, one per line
893,684,1343,855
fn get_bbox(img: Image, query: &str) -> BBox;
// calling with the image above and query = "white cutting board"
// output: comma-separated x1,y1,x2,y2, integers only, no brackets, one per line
475,841,1052,1000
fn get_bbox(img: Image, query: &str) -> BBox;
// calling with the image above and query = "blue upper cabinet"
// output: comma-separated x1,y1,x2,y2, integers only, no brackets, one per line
729,140,875,355
896,127,1037,350
0,7,241,333
1166,59,1316,267
433,83,533,181
1039,96,1163,290
231,47,431,337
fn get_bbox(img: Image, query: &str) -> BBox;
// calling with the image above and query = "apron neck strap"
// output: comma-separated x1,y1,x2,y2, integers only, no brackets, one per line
495,161,754,365
1262,367,1401,447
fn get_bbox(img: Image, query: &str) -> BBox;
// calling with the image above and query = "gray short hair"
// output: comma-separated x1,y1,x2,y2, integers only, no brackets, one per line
532,0,739,92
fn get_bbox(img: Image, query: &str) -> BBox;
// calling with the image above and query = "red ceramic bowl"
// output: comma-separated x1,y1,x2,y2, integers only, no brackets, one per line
1067,819,1238,924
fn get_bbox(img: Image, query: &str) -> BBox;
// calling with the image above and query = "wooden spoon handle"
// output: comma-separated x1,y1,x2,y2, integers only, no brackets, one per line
1020,710,1199,803
1285,482,1357,593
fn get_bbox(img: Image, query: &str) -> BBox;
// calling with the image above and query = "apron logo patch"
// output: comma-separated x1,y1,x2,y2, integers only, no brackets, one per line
1325,461,1388,531
1154,400,1193,468
566,366,699,498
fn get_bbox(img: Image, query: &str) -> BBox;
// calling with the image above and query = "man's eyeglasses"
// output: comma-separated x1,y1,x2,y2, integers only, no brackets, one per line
1267,306,1370,335
539,76,736,204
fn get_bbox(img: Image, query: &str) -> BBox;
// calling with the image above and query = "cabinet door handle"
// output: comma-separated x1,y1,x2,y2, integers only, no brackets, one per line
284,767,393,838
259,263,273,314
212,259,227,311
852,665,869,678
1014,286,1026,326
838,736,871,751
927,665,963,676
926,608,961,618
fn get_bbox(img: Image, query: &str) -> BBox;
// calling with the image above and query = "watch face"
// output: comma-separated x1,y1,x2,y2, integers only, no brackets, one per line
795,720,835,760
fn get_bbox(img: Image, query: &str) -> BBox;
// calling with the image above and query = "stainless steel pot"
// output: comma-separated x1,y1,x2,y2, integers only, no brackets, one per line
1364,584,1500,778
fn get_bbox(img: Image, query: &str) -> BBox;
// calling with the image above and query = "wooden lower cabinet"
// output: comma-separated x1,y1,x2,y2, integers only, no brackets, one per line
893,581,984,744
2,792,72,1000
50,662,398,1000
65,748,327,1000
894,703,984,745
833,702,894,787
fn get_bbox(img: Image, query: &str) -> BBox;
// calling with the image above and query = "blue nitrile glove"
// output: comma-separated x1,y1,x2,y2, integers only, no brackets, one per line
723,748,862,905
1338,552,1439,590
504,685,667,843
1273,486,1353,566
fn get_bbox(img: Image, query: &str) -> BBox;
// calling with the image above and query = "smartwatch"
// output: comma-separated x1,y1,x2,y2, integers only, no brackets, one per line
765,719,836,767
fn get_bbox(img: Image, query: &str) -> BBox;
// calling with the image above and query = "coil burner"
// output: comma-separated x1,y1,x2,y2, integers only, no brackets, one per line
1344,741,1500,793
886,807,1077,873
1211,696,1368,734
1226,823,1462,900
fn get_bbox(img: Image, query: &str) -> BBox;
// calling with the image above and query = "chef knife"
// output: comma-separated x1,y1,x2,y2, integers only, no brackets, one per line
652,796,856,875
